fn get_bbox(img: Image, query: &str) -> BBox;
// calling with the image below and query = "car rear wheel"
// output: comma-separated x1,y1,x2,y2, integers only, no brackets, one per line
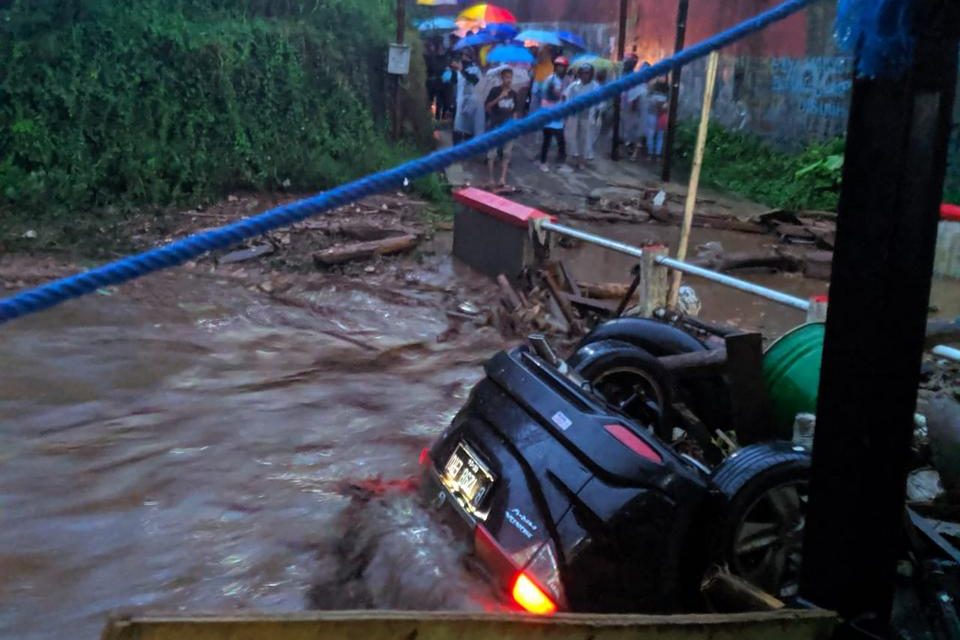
568,340,674,442
710,443,811,600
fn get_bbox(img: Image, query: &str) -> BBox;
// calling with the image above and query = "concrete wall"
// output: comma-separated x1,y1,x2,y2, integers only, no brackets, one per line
677,55,851,148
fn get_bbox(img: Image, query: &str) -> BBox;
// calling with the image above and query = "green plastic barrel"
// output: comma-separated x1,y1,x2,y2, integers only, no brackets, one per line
762,323,825,436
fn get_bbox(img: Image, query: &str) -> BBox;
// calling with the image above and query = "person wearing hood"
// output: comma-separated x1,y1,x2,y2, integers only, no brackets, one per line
452,52,481,144
563,63,600,171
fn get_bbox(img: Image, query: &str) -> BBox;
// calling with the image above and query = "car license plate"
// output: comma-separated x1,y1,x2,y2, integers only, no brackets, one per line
442,443,495,513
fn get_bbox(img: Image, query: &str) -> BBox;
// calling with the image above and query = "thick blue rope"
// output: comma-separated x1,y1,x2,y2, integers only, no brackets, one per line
0,0,816,325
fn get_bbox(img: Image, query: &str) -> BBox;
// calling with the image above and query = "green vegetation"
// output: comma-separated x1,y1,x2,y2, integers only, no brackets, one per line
674,122,846,211
0,0,437,249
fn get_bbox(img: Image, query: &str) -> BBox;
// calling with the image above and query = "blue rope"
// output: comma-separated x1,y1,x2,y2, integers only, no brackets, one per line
0,0,817,325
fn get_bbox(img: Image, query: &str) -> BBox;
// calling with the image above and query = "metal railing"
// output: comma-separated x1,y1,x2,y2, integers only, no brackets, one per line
539,220,811,311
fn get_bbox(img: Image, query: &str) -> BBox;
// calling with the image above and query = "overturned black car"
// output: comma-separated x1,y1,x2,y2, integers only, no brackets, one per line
422,318,810,615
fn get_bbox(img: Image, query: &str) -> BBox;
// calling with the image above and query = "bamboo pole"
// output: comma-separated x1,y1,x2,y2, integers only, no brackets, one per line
668,51,720,308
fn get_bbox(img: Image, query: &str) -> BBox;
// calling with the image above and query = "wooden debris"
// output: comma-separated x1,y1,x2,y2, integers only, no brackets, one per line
497,274,524,311
690,251,803,274
577,281,633,299
542,271,582,334
313,234,418,266
802,250,834,280
219,244,275,265
701,567,785,612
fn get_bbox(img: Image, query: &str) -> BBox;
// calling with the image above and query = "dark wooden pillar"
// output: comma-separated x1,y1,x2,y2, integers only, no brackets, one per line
799,1,960,635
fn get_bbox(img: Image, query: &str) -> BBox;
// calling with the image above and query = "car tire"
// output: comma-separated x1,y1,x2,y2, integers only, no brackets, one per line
568,339,675,442
710,442,811,600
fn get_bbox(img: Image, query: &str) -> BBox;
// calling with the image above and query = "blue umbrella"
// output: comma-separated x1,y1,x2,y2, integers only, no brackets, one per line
557,30,588,50
416,17,457,32
453,32,499,51
515,29,564,47
481,23,518,41
486,44,535,65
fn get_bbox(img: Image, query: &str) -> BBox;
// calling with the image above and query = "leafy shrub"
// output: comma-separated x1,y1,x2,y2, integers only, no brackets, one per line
0,0,433,238
673,122,846,211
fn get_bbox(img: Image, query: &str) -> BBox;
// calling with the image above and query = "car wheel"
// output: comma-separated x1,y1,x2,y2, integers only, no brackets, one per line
710,443,811,600
568,339,674,442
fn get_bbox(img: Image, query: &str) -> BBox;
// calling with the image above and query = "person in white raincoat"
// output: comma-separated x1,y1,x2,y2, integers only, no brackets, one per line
452,53,481,143
563,63,600,170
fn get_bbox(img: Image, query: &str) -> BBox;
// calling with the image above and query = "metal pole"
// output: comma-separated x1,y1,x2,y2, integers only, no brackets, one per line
611,0,630,161
539,220,810,311
799,1,960,634
392,0,406,141
933,345,960,363
661,0,689,183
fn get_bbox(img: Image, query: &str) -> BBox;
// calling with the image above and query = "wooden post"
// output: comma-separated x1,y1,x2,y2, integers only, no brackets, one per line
661,0,689,183
392,0,406,141
610,0,629,161
668,51,719,308
638,245,669,317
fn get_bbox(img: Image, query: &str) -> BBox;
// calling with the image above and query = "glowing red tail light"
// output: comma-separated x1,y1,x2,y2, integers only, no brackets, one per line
512,573,557,616
419,447,430,466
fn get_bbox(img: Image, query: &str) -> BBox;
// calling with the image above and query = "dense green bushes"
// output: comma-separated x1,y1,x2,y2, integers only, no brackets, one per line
1,0,432,235
674,122,846,211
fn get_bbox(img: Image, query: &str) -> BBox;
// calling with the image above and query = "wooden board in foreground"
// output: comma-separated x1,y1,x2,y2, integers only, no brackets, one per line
102,609,836,640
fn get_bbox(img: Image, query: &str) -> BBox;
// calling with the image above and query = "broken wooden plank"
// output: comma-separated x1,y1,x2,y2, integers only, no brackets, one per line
219,244,275,265
542,271,581,333
577,282,633,300
313,234,417,266
497,274,524,312
558,261,582,297
689,251,803,273
565,294,620,314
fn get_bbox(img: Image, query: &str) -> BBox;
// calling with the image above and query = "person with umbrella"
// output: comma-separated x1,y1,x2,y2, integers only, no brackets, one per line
484,67,520,187
563,63,600,171
537,56,569,172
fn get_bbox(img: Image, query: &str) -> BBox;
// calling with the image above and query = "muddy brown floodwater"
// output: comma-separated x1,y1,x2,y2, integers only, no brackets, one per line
0,247,510,640
2,220,958,640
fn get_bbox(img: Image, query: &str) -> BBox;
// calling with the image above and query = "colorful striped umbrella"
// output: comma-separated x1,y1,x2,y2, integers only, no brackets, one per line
458,4,517,25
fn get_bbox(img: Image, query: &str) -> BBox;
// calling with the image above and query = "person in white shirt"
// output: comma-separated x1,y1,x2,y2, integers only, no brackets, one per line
537,56,569,172
563,63,600,171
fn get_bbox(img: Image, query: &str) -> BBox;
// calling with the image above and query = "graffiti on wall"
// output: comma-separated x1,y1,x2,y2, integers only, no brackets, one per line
770,57,851,122
677,55,852,148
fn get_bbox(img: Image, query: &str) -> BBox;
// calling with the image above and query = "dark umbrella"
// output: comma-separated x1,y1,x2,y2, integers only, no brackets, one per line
557,30,588,50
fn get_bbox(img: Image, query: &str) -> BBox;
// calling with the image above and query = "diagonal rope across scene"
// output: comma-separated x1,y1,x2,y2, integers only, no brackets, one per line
0,0,819,325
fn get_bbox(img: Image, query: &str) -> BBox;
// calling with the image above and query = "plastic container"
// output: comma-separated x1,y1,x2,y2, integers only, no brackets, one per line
762,323,825,437
935,203,960,279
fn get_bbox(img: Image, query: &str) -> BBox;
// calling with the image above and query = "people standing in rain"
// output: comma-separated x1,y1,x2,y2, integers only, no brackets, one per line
644,80,670,159
452,52,481,144
484,67,520,187
622,58,650,160
563,63,600,171
538,56,568,172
